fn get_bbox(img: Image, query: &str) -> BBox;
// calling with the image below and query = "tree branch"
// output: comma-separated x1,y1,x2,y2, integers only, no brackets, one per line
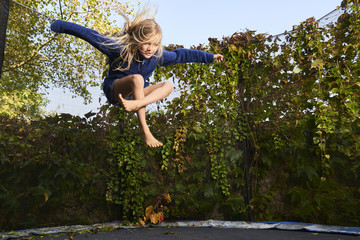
2,12,73,72
3,34,57,72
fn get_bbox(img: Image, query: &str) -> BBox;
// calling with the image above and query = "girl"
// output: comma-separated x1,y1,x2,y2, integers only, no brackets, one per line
51,6,223,148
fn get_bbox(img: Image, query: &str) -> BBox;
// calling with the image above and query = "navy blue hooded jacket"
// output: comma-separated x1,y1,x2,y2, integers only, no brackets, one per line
50,20,214,103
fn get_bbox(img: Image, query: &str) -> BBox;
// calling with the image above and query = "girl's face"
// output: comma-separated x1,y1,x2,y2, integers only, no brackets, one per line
139,40,160,59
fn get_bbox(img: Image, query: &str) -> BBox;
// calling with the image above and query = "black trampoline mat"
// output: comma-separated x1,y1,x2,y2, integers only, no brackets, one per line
36,227,359,240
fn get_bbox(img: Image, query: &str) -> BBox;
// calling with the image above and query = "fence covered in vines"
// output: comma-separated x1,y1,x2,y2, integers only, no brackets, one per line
1,0,359,231
107,0,360,225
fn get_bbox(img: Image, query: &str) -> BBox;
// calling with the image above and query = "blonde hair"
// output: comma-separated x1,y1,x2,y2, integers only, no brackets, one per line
110,5,163,71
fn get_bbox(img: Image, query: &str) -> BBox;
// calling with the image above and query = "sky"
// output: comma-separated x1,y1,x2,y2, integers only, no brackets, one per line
47,0,342,115
148,0,341,47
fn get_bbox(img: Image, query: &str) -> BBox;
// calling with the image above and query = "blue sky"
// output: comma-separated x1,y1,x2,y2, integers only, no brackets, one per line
48,0,342,115
149,0,341,47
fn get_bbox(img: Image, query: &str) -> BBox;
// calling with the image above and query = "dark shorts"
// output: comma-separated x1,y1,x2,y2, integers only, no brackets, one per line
105,77,150,106
108,80,133,106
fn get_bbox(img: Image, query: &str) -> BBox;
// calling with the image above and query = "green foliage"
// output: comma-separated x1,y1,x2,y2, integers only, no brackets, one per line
0,112,114,230
106,0,360,226
2,0,360,230
106,108,145,220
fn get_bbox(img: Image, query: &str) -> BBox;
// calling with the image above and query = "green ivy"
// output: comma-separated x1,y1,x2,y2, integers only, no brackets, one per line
2,0,360,229
0,112,113,230
106,108,145,220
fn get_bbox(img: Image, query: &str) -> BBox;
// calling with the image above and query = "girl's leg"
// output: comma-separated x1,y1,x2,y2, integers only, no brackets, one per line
112,74,173,147
137,81,174,147
118,81,174,112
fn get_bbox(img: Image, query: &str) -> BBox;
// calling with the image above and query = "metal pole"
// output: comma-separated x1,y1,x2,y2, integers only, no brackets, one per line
243,138,254,221
238,62,254,221
0,0,10,79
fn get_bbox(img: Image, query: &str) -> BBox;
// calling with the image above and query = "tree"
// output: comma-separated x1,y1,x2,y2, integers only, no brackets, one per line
0,0,137,118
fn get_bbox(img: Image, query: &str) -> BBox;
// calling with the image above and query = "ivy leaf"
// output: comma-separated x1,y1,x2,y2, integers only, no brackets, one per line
311,59,325,68
44,192,49,203
318,143,326,151
139,217,146,227
204,184,214,198
145,205,154,219
150,213,158,224
226,148,243,164
331,88,339,94
293,66,301,74
305,166,318,181
163,193,171,203
157,212,164,223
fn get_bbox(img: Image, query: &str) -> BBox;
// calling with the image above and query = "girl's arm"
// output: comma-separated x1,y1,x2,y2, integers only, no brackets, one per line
159,48,216,67
50,20,118,57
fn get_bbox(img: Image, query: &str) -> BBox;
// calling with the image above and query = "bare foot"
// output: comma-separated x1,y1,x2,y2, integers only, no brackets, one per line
118,94,141,112
142,129,163,148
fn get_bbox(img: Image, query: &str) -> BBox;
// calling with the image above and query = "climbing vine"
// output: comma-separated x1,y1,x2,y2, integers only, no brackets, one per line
2,0,359,230
106,109,144,220
104,0,360,225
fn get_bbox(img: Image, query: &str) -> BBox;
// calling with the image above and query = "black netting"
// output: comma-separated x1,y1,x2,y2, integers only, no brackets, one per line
271,7,344,40
0,0,10,79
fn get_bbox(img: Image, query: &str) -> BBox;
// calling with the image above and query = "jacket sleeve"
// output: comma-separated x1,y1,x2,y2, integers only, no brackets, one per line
158,48,214,67
50,20,118,57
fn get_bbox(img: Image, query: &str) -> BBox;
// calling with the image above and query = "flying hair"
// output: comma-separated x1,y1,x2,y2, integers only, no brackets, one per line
109,4,163,72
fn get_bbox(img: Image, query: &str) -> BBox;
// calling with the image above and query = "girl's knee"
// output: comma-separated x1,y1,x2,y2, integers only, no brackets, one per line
162,82,173,97
131,74,145,88
164,82,174,92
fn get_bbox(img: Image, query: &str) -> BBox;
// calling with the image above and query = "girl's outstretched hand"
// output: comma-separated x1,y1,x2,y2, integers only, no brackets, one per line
214,54,224,62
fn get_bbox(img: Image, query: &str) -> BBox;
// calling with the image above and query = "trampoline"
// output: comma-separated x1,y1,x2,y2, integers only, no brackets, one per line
1,2,359,240
34,228,360,240
1,220,359,240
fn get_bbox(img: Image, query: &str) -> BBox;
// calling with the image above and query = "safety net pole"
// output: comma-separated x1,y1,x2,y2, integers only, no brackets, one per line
0,0,10,79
